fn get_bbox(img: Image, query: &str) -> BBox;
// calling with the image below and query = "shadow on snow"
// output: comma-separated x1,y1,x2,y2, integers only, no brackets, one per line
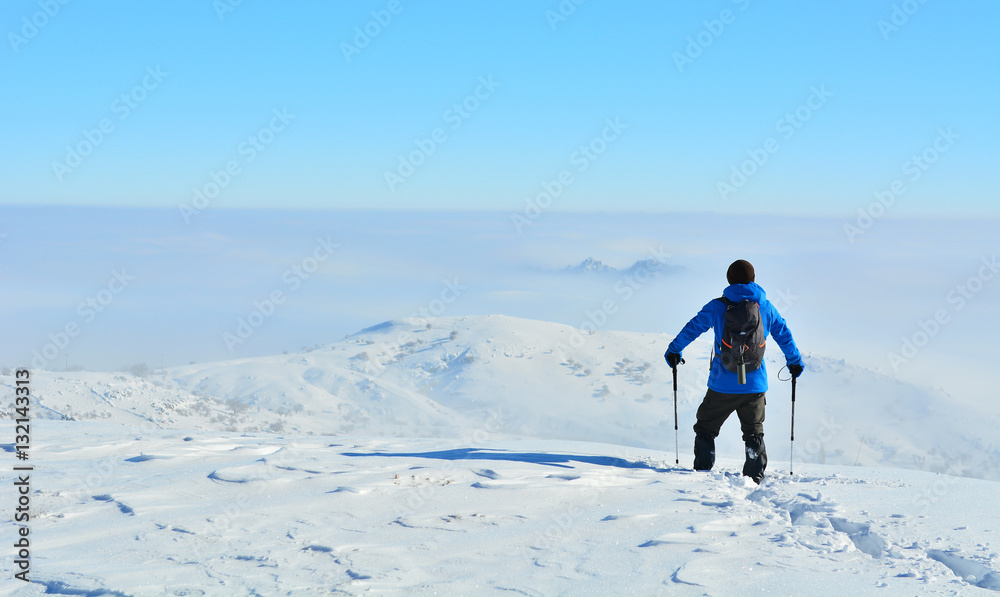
341,447,677,472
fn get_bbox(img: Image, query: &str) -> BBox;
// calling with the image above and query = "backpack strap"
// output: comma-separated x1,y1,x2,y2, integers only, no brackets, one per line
713,297,730,356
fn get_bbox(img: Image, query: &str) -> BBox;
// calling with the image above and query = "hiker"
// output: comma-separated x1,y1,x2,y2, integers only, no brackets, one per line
664,259,803,483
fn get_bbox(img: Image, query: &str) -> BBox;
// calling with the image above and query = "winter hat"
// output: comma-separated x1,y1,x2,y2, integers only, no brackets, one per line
726,259,755,285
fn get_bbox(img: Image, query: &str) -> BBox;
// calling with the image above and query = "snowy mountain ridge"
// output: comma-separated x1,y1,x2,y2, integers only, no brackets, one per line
563,256,681,277
13,314,999,481
6,314,1000,595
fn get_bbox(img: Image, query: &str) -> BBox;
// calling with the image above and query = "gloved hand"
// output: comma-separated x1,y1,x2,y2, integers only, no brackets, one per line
788,363,803,378
665,352,684,369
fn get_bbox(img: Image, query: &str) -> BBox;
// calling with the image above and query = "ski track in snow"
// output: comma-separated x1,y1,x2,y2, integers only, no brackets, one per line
4,427,999,596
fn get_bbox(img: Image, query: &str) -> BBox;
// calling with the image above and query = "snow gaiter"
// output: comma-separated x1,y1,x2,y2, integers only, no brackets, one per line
693,433,716,471
743,434,767,483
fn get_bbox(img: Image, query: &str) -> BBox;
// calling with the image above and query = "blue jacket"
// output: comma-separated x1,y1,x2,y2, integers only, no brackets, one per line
667,282,802,394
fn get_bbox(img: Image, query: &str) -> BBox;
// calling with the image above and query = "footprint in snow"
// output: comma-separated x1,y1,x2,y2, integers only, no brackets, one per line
754,487,892,559
829,517,886,558
927,549,1000,590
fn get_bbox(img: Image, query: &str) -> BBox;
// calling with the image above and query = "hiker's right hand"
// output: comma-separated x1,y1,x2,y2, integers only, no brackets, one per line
788,363,803,378
665,352,683,369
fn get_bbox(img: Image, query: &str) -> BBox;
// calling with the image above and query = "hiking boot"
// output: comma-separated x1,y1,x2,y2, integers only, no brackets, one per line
743,434,767,484
693,433,716,471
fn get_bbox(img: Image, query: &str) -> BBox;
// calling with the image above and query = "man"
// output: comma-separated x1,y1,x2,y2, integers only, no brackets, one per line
664,259,803,483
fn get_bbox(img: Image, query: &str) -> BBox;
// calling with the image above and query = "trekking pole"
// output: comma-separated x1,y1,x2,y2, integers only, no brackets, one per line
790,375,797,476
672,359,684,465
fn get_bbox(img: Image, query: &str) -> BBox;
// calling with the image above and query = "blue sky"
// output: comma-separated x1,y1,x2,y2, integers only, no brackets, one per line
2,0,997,216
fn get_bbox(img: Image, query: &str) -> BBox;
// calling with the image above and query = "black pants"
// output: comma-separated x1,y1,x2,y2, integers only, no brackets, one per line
693,389,765,442
692,389,767,481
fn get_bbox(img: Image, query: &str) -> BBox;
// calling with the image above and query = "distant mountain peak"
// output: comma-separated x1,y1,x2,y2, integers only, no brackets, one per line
565,258,617,274
564,257,680,277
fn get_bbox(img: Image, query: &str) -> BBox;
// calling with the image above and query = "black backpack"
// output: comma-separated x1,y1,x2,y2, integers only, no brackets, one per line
715,297,766,380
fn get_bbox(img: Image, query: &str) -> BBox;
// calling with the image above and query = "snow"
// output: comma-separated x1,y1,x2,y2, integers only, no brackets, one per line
3,314,1000,594
1,210,998,593
14,315,1000,480
3,427,998,595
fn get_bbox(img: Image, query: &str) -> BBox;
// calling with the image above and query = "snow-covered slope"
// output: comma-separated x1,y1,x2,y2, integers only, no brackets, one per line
5,314,1000,595
4,427,998,596
15,315,1000,481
